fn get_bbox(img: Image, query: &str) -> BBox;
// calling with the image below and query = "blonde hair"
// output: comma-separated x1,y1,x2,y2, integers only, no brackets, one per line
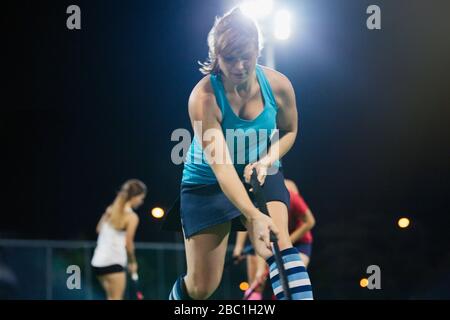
199,7,264,75
109,179,147,227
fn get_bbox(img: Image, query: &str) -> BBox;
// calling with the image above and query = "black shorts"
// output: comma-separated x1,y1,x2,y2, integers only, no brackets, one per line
162,169,290,238
92,264,125,276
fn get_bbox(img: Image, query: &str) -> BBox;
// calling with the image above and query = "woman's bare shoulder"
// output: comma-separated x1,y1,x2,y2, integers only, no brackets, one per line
124,210,139,227
259,66,293,93
190,74,215,100
188,74,221,119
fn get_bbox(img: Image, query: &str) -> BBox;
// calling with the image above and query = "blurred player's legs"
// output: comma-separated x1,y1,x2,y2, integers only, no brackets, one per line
97,271,126,300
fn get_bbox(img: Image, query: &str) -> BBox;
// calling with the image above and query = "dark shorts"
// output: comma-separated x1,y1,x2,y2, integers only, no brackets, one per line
162,169,290,238
294,243,313,258
92,264,125,276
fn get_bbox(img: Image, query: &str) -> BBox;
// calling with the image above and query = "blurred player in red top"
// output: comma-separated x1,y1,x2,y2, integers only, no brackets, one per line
284,179,315,267
233,178,316,299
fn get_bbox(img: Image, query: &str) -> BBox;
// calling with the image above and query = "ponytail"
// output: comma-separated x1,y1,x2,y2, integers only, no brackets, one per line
108,179,147,228
110,188,129,227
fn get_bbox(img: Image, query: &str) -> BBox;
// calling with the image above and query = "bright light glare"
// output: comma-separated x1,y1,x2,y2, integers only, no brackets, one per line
151,207,165,219
398,217,410,229
274,9,292,40
360,278,369,288
239,282,250,291
240,0,274,20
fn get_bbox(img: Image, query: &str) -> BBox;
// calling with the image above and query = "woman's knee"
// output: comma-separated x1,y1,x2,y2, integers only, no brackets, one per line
107,292,123,300
188,284,216,300
185,272,222,300
182,222,231,299
266,201,293,250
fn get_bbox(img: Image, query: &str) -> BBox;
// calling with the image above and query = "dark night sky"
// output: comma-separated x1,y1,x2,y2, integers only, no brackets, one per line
1,0,450,298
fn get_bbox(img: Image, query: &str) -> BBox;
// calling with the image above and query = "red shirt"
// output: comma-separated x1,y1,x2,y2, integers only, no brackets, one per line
288,189,313,244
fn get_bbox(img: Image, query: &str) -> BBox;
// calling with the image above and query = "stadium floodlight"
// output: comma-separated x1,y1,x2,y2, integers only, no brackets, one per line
274,9,292,40
240,0,274,20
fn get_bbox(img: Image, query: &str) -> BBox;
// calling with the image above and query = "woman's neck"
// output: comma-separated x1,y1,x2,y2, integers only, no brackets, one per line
124,203,132,212
222,70,257,98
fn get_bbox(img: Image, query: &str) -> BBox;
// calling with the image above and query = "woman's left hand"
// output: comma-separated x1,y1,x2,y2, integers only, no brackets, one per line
128,262,138,274
244,161,270,188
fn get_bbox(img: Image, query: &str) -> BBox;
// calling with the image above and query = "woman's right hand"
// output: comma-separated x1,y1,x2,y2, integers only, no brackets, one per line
247,211,279,259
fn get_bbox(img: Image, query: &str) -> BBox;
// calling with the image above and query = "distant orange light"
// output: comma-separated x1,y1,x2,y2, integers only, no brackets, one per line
360,278,368,288
239,282,249,291
151,207,165,219
398,217,410,229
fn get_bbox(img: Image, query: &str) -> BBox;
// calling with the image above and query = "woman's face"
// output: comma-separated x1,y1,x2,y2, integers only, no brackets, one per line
130,193,146,209
218,43,258,85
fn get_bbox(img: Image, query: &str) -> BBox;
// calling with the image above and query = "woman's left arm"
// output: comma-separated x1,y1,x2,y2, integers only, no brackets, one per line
261,74,298,167
244,73,299,185
126,214,140,273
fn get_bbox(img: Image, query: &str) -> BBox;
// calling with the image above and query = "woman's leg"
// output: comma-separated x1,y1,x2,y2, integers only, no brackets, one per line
98,272,126,300
169,221,231,300
262,201,314,300
266,201,292,250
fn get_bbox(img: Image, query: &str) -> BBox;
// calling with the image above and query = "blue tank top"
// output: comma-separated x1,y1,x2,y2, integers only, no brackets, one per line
182,65,281,184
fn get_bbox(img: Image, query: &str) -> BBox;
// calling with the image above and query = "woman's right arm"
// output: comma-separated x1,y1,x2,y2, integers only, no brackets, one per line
188,83,279,257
